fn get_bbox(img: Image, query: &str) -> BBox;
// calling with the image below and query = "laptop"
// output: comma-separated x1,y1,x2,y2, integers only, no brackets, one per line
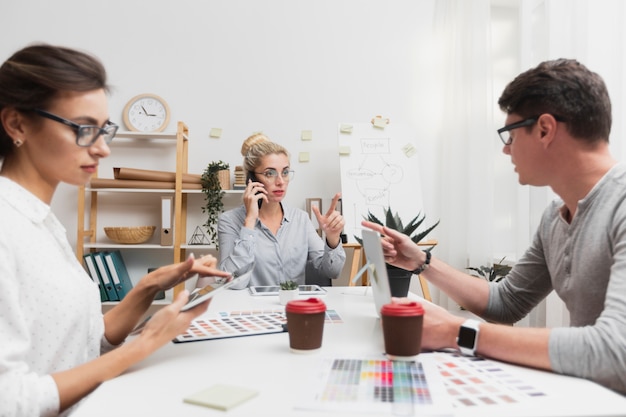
360,229,393,317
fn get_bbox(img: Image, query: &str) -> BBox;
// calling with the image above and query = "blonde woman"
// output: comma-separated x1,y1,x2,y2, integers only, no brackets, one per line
213,133,346,288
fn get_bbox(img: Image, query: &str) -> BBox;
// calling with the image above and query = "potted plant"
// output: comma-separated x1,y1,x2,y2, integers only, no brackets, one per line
278,279,299,305
466,257,512,283
201,160,230,248
355,207,440,297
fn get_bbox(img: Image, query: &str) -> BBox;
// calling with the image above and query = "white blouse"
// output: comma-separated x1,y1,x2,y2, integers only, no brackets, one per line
0,177,111,417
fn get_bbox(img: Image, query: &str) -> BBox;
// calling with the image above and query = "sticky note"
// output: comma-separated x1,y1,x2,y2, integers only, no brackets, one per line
339,124,353,133
338,146,351,155
209,128,222,138
372,117,387,128
301,130,313,141
402,143,417,157
183,384,258,411
299,152,310,162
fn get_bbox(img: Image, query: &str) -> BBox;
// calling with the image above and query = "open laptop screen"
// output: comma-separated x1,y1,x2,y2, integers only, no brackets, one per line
360,229,393,317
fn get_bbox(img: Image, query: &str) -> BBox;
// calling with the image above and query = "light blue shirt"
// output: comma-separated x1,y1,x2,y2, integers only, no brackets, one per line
217,204,346,288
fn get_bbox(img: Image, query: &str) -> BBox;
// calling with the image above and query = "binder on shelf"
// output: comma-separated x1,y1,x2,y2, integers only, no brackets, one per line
83,253,108,302
104,250,134,300
93,252,119,301
161,195,173,246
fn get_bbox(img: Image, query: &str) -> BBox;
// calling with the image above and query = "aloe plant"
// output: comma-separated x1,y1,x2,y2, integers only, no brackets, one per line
355,207,440,270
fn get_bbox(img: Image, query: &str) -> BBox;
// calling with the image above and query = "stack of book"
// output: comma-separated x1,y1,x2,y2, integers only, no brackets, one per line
83,250,134,302
233,166,246,190
89,167,203,189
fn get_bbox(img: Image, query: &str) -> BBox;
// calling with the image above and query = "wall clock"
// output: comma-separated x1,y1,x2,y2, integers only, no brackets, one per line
122,93,171,132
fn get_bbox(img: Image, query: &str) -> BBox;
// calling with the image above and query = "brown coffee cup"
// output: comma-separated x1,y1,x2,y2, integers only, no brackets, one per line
381,301,424,360
285,297,326,353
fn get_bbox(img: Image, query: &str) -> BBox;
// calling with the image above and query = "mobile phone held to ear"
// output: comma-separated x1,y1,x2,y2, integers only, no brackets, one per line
247,172,263,208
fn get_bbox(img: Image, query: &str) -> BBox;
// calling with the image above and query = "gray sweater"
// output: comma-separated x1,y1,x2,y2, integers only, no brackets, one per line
485,163,626,394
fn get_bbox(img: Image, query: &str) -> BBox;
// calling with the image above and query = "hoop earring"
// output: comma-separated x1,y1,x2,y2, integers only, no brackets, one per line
13,139,23,147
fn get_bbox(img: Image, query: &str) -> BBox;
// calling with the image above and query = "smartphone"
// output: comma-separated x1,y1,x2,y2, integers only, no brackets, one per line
130,269,252,335
181,269,252,311
247,172,263,208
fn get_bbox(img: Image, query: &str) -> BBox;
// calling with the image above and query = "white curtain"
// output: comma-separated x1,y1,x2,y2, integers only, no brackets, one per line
420,0,496,310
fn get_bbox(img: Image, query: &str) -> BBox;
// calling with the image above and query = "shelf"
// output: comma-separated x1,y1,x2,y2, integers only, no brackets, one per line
86,188,178,193
84,243,174,250
181,244,217,250
77,121,191,299
113,131,187,140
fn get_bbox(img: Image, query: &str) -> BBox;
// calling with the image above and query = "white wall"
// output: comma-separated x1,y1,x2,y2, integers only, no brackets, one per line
0,0,441,252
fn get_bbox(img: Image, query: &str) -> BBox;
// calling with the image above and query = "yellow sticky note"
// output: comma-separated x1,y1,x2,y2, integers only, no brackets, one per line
340,124,353,133
183,384,258,411
301,130,313,141
338,146,351,155
209,128,222,138
402,143,417,157
299,152,310,162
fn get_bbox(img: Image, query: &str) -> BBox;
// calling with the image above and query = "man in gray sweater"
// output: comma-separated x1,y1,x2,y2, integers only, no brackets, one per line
363,58,626,394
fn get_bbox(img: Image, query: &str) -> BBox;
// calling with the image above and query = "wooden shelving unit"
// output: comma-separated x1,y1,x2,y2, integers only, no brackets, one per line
76,121,190,297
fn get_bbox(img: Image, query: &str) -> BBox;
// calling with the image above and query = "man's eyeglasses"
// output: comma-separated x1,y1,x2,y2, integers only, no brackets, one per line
33,108,119,147
497,114,566,145
497,117,538,145
255,168,295,182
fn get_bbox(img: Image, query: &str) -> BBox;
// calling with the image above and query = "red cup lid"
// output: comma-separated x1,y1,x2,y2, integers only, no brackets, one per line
285,297,326,314
381,301,424,317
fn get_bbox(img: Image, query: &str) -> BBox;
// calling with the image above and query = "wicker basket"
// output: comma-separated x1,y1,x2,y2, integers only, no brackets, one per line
104,226,156,244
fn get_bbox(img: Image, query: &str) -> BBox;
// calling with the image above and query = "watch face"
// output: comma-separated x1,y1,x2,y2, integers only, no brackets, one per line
124,94,170,132
457,326,478,349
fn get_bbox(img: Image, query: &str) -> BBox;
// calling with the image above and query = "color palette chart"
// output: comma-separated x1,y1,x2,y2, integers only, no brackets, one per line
431,351,548,408
173,309,343,343
297,357,453,416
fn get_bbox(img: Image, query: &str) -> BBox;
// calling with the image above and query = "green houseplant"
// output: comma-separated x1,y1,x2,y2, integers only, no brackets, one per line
278,279,299,305
201,160,230,248
466,257,512,283
279,279,299,290
355,207,440,297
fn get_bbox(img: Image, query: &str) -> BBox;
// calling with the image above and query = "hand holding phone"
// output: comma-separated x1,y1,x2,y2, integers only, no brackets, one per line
246,172,263,209
181,269,252,311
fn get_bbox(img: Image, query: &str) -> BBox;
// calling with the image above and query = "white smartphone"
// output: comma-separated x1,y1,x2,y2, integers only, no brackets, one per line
181,269,251,311
130,269,251,336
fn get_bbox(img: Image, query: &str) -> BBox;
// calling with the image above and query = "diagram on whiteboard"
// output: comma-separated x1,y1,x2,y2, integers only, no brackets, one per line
338,123,424,243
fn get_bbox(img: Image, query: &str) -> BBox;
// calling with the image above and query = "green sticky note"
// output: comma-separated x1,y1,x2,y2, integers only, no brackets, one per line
183,384,258,411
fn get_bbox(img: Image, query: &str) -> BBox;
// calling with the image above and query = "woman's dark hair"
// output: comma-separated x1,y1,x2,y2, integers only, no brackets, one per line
0,43,109,157
498,58,611,143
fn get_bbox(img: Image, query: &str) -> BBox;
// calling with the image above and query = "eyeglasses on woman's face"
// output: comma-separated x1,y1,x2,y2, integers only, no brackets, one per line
254,168,295,182
32,108,119,147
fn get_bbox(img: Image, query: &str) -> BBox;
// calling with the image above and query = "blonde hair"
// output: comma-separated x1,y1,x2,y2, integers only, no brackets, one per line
241,133,290,176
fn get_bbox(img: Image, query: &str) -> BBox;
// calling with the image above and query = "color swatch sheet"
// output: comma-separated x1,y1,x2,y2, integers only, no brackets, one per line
430,351,549,409
174,308,343,343
297,356,453,416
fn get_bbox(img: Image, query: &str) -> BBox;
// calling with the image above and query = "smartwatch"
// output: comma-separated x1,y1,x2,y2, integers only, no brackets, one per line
456,319,480,356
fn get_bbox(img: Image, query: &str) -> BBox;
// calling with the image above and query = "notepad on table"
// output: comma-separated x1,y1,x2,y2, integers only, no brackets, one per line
183,384,258,411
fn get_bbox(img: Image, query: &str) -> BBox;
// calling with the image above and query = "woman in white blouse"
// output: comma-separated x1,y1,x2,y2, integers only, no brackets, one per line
0,44,229,416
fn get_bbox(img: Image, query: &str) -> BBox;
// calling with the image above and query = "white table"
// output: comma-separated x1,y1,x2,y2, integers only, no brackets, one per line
74,287,626,417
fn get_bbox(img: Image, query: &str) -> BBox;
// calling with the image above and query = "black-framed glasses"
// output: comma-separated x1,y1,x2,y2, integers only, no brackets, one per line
33,108,118,147
255,168,295,182
497,117,538,145
497,114,567,145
